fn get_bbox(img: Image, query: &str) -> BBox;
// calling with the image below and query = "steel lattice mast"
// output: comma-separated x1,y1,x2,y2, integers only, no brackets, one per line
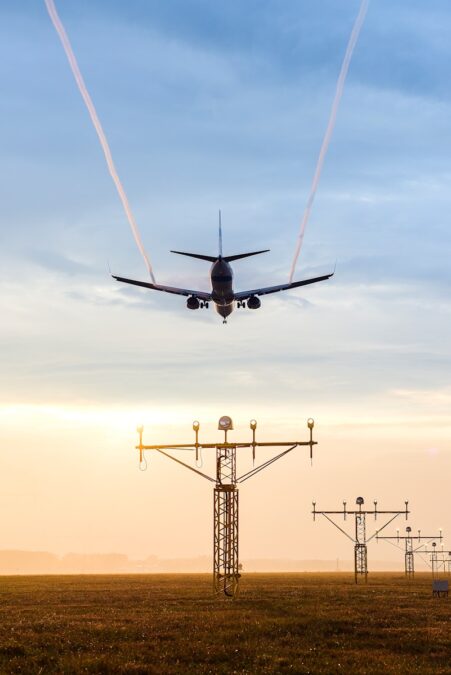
214,436,239,596
420,543,451,578
376,526,443,578
136,415,316,597
312,497,409,583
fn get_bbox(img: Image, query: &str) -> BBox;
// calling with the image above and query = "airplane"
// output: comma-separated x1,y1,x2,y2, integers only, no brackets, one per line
112,214,333,323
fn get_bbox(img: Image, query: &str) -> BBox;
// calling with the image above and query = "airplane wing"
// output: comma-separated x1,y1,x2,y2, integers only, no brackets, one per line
112,275,212,301
234,272,334,300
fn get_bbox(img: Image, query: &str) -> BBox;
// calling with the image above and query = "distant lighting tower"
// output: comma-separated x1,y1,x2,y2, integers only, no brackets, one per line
312,497,409,583
420,543,451,578
136,416,317,597
376,526,443,578
431,542,439,579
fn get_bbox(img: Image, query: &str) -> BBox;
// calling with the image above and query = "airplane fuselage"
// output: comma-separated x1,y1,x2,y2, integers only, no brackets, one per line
210,258,234,321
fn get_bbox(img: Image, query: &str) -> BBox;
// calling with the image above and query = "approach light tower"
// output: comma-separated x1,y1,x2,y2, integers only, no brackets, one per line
376,526,443,578
136,415,316,598
420,543,451,578
430,542,439,579
312,497,409,583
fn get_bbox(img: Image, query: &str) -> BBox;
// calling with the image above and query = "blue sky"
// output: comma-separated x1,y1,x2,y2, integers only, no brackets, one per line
0,1,450,559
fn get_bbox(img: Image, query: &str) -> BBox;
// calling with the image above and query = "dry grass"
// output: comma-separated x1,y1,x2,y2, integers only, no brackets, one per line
0,573,449,673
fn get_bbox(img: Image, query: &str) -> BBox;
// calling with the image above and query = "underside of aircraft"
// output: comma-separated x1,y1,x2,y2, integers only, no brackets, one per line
113,215,333,323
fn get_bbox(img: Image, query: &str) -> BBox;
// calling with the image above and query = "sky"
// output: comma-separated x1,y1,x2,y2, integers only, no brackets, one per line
0,0,450,565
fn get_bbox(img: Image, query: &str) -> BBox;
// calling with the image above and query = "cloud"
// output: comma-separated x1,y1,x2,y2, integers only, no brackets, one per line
0,0,450,414
1,0,451,563
24,248,93,276
392,387,451,408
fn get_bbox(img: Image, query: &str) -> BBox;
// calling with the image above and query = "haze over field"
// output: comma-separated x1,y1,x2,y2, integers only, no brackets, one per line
0,1,450,563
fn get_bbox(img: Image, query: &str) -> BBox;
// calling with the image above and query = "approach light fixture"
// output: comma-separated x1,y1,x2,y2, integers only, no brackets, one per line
307,418,314,430
218,415,233,431
250,419,257,431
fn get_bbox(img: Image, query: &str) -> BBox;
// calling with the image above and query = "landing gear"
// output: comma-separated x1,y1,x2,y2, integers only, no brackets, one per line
199,301,209,309
236,301,245,309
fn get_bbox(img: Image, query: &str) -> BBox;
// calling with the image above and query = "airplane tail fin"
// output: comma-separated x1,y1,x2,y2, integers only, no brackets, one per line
169,210,223,263
170,211,269,263
218,209,270,261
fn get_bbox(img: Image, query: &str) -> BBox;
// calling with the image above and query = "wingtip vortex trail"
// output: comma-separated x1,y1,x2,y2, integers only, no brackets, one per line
288,0,369,282
44,0,156,284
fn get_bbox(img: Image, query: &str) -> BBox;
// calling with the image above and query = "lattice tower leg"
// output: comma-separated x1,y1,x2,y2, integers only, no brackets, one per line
213,445,239,598
431,551,438,580
354,513,368,583
405,538,414,578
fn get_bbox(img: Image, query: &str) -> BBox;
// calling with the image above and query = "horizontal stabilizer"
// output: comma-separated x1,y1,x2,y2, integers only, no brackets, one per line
170,250,217,262
223,250,269,262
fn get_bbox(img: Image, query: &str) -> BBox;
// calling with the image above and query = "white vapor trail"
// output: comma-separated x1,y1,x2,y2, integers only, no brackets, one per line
289,0,369,282
44,0,156,283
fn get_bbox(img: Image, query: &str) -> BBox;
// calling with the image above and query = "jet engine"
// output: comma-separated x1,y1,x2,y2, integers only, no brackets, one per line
247,296,261,310
187,296,200,310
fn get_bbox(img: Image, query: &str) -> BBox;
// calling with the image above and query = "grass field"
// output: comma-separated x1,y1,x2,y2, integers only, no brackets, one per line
0,573,449,673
